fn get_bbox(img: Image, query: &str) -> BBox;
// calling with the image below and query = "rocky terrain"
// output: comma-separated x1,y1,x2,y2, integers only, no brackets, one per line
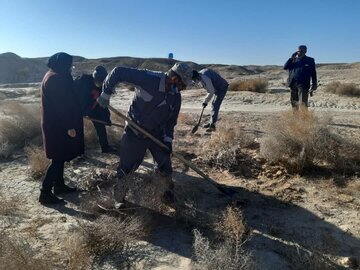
0,54,359,269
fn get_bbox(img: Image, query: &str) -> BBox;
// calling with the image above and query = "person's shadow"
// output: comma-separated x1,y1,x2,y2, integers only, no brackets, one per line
122,171,360,268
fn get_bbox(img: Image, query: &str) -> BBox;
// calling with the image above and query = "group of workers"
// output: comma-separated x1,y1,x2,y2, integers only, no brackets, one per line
39,45,317,205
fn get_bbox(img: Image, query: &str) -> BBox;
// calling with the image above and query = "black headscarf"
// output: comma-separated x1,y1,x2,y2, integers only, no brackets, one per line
47,52,73,74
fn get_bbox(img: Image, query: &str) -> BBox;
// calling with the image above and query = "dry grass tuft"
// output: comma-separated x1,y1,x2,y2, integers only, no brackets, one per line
279,246,339,270
215,206,247,247
0,191,22,216
25,145,49,179
0,231,54,270
200,124,259,177
177,112,196,126
192,207,254,270
324,81,360,96
229,78,268,93
0,102,41,158
260,109,360,174
64,214,150,268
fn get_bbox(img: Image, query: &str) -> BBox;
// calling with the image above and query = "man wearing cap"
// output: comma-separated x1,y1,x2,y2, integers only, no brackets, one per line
74,66,116,153
284,45,317,109
192,69,229,132
97,62,193,203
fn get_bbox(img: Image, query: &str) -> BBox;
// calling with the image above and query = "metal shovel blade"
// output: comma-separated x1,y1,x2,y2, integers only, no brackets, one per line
191,124,199,134
191,107,205,134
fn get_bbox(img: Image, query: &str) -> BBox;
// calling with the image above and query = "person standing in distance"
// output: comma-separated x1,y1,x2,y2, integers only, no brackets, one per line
284,45,317,109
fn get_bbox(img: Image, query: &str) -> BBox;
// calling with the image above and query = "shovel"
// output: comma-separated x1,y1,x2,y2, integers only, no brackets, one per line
83,116,125,128
108,105,237,198
191,106,206,134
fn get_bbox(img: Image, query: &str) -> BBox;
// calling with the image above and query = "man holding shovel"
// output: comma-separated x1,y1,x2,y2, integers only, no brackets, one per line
97,62,193,202
192,69,229,132
74,66,117,153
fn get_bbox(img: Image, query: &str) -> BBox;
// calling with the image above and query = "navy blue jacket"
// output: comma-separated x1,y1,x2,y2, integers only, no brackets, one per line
284,56,317,89
102,67,181,142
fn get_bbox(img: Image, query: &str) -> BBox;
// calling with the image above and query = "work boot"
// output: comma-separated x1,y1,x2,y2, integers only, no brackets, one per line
39,189,64,205
54,184,78,195
203,123,211,128
162,189,175,204
101,146,118,154
206,124,216,132
162,180,175,204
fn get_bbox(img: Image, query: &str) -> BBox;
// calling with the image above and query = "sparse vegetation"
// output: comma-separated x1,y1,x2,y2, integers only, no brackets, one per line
229,78,268,93
324,81,360,96
0,231,54,270
0,102,41,158
25,145,49,178
0,192,22,216
260,109,360,173
192,207,255,270
200,123,258,177
64,214,150,269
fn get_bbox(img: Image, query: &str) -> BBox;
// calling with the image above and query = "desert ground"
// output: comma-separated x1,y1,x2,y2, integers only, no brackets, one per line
0,62,359,269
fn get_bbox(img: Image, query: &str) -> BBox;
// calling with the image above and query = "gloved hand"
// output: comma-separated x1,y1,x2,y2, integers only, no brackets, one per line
311,84,317,91
97,92,111,108
202,102,208,108
291,51,298,59
163,139,172,154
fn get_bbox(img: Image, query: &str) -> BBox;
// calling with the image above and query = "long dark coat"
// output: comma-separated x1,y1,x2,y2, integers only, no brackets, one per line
41,53,84,161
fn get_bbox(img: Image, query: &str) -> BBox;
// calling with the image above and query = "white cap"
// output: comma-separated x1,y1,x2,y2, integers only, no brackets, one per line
171,62,193,86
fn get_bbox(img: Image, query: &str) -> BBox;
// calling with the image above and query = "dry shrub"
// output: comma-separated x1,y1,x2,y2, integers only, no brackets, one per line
200,125,258,177
229,78,268,93
279,246,339,270
64,214,149,268
215,206,247,248
177,112,195,126
0,102,41,158
192,207,255,270
0,231,54,270
25,145,49,179
64,233,92,270
260,109,360,173
0,192,21,216
324,81,360,96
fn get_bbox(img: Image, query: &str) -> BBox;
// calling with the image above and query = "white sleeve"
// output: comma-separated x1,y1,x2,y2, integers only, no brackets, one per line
201,75,215,104
204,93,214,104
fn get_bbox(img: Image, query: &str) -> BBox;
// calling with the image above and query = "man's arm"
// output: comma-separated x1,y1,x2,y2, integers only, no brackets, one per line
98,67,159,107
284,58,294,70
310,58,317,90
201,75,215,104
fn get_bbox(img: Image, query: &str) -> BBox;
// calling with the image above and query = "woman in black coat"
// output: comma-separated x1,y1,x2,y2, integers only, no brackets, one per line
40,52,84,204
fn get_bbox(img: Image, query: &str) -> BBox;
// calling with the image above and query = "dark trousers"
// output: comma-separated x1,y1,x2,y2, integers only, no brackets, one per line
92,121,109,150
89,106,111,150
290,82,309,108
41,160,65,191
210,86,228,125
117,128,172,178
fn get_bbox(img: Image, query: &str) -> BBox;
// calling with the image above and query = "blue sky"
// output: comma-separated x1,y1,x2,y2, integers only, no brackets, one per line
0,0,359,65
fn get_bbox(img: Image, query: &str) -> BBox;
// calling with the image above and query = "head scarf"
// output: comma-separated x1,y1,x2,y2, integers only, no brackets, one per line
47,52,73,74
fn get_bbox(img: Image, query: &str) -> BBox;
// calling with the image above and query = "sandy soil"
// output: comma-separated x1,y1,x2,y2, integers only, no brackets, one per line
0,66,359,269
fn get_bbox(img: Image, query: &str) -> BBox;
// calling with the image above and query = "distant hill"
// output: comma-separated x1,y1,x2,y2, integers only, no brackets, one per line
0,52,265,84
0,52,358,84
